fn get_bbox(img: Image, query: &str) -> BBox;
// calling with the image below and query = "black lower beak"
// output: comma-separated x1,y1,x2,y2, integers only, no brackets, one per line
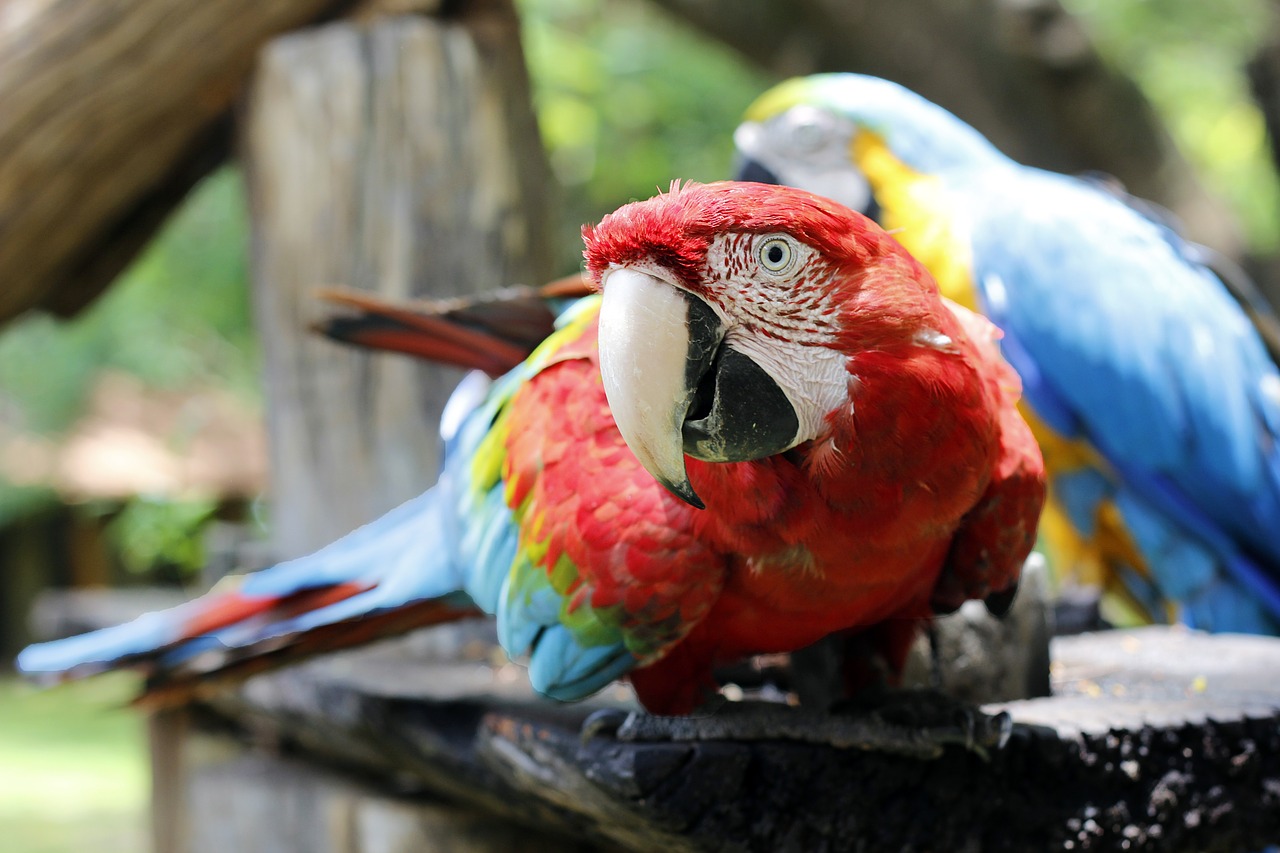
682,344,800,465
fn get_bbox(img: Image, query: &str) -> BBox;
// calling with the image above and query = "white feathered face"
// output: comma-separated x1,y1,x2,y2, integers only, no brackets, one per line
733,105,871,215
584,183,867,509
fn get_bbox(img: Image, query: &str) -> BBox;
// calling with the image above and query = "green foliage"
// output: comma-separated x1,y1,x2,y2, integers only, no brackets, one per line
0,674,147,853
520,0,770,268
0,482,57,528
105,496,220,577
1065,0,1280,250
0,167,256,438
0,168,256,570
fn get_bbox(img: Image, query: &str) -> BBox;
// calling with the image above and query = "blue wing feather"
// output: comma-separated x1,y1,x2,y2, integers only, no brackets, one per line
528,626,638,701
965,166,1280,630
19,298,638,699
461,486,520,613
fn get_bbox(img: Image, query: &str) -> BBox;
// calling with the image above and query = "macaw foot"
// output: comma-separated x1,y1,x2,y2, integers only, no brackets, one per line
580,688,1011,761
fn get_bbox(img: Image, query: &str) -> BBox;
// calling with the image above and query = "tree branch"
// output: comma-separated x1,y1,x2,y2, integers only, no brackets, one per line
644,0,1246,258
0,0,364,325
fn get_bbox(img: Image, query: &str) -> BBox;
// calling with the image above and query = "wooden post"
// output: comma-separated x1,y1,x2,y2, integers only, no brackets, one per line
150,5,557,849
149,709,191,853
241,3,555,557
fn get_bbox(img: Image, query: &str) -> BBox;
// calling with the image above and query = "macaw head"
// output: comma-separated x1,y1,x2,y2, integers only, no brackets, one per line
733,74,1004,212
583,180,943,508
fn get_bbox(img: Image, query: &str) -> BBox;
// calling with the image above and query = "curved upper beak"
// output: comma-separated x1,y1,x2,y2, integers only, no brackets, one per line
597,268,723,509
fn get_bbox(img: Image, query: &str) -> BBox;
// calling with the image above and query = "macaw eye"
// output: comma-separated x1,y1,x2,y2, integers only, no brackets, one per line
757,236,797,274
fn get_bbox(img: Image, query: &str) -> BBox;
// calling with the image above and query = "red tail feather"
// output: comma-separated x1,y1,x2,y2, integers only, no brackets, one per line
179,582,373,640
140,594,482,709
312,274,594,376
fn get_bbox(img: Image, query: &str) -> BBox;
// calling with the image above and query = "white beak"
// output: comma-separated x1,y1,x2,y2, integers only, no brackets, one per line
597,268,710,508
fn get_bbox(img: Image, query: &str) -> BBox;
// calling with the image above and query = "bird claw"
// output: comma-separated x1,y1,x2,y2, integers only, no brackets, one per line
579,707,634,744
831,687,1014,760
588,690,1012,761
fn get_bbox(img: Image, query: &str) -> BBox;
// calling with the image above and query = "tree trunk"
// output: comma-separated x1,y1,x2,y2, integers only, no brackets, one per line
241,4,555,558
644,0,1246,259
0,0,374,325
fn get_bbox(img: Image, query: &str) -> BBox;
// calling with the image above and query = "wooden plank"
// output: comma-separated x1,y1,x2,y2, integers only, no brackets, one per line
174,729,600,853
180,627,1280,852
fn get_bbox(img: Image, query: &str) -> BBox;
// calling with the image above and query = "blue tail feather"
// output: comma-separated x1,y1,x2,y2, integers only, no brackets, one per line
1113,468,1280,627
1053,468,1111,536
1114,491,1216,603
496,564,563,656
1184,580,1279,634
1112,565,1165,623
239,488,451,598
17,607,195,676
16,485,470,678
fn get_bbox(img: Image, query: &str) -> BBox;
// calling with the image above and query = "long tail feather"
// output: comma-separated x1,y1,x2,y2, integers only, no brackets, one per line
16,582,369,681
312,274,593,376
314,289,533,375
17,487,480,695
134,597,479,709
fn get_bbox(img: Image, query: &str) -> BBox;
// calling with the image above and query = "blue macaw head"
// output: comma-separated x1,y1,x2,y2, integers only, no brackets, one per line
733,74,1007,211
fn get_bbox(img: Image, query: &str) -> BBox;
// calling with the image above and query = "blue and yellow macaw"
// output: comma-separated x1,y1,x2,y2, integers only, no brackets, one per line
734,74,1280,633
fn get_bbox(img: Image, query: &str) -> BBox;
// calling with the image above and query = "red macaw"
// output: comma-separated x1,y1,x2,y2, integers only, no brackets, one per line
19,181,1045,716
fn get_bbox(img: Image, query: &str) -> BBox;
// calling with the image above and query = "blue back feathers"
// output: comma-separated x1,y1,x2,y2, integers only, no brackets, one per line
800,74,1009,175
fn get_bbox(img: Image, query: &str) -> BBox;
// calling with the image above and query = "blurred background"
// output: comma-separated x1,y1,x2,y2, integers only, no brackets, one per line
1,0,1277,849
